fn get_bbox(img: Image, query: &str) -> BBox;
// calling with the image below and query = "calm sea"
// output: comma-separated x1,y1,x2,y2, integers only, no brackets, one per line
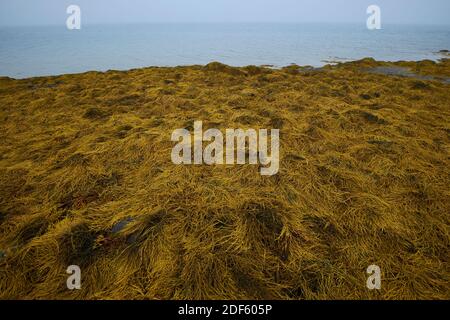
0,23,449,79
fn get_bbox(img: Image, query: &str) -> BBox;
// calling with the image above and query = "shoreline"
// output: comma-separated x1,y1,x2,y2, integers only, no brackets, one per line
1,57,449,81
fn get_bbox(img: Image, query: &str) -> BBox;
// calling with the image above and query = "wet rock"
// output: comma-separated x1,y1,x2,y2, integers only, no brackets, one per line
111,217,135,234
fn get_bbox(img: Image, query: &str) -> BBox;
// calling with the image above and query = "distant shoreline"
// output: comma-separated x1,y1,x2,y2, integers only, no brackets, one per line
1,57,449,81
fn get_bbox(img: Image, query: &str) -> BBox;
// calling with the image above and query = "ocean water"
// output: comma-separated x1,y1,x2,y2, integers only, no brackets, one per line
0,23,449,79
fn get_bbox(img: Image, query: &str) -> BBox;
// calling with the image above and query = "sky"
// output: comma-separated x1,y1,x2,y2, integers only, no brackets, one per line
0,0,449,26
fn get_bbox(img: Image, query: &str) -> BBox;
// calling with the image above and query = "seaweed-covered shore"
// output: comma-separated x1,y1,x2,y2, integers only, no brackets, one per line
0,58,449,299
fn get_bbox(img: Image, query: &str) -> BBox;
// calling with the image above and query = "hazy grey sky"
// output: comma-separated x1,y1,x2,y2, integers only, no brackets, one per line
0,0,449,26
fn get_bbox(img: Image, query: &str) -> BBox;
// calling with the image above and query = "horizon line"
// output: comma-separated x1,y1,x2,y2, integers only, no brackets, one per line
1,21,450,28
